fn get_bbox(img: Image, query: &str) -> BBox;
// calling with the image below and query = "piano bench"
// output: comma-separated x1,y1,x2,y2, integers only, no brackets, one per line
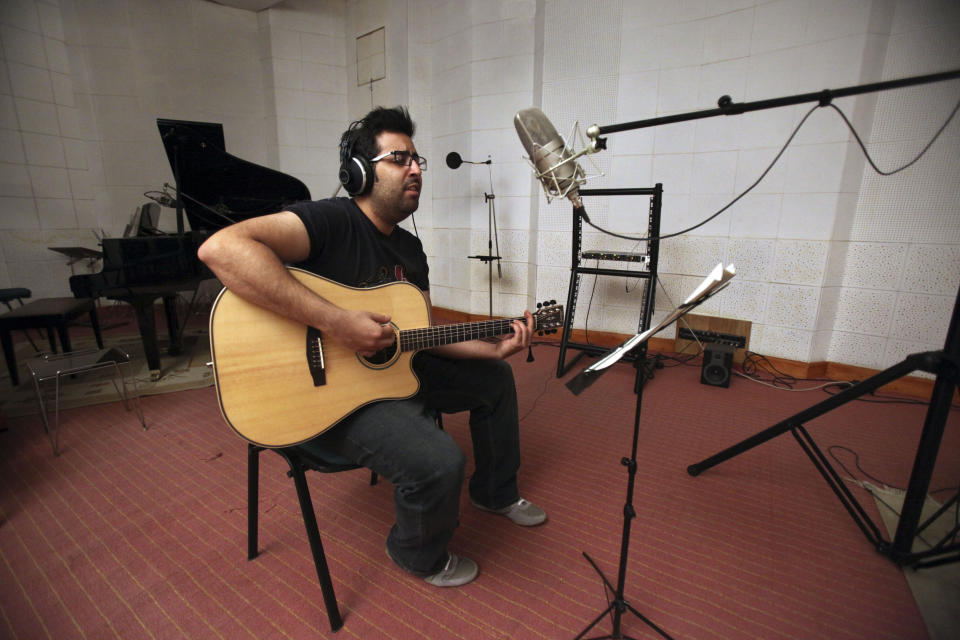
0,288,32,308
0,297,103,386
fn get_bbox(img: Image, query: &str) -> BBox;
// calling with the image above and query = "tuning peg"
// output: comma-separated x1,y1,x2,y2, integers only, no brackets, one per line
550,299,556,305
536,301,542,309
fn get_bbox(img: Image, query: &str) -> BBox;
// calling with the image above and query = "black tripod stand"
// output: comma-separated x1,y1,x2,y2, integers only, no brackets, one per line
573,343,674,640
688,283,960,569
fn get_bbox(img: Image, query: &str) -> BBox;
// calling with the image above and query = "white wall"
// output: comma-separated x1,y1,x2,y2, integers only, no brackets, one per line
527,0,960,366
0,0,93,295
260,0,348,200
1,0,957,371
0,0,347,297
413,0,959,367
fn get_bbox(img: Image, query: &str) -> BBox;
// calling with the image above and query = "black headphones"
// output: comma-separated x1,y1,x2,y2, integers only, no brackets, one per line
338,120,374,196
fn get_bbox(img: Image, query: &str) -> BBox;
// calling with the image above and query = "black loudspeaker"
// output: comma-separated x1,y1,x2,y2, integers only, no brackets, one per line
701,343,735,388
338,122,374,196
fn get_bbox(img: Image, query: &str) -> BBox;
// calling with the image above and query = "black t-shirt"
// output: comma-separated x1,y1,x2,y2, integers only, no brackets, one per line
286,198,429,291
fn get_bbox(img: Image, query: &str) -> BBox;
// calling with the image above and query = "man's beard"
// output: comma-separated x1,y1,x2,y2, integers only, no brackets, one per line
370,181,420,223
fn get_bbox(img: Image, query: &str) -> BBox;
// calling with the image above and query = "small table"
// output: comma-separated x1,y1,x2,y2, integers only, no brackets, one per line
0,297,103,385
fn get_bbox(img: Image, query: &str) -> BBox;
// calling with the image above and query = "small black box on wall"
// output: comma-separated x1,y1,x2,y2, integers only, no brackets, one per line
701,343,735,388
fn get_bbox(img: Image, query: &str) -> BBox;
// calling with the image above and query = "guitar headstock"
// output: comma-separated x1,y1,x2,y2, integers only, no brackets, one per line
533,300,563,336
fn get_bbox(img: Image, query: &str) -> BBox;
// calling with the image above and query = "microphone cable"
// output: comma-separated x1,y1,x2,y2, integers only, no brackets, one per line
579,93,960,244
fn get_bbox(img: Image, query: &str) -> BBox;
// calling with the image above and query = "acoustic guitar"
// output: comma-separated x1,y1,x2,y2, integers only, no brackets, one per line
209,267,563,447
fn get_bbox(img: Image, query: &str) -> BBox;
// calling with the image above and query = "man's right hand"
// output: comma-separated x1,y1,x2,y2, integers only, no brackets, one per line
327,309,396,357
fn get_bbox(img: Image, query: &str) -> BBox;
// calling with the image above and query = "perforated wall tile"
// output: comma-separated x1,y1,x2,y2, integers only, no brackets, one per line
888,292,953,345
830,288,898,335
901,243,960,295
764,283,820,330
772,239,829,286
827,331,889,369
755,325,813,362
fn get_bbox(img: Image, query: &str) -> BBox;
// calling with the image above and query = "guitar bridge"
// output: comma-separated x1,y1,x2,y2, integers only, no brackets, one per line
306,326,326,387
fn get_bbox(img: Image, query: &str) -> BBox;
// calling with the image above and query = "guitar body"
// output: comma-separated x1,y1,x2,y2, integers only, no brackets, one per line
209,268,430,447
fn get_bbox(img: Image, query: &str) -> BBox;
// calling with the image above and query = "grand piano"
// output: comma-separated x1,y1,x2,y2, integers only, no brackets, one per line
70,119,311,379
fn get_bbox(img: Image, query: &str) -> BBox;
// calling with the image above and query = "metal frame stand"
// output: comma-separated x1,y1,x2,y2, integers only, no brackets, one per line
557,187,661,378
688,283,960,569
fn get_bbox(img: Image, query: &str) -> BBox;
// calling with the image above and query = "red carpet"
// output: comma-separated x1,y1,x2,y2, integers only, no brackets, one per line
1,342,955,639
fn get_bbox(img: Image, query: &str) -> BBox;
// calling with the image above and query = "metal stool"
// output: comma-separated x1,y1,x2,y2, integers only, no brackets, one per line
27,347,146,455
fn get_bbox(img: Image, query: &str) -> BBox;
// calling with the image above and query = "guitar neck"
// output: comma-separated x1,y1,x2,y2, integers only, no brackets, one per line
399,316,528,351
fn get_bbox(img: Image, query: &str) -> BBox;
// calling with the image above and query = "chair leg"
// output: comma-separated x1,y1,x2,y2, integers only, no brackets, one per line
247,444,261,560
283,453,344,633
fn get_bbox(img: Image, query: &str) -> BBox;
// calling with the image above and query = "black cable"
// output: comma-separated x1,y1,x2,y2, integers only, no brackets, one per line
740,351,801,389
580,91,960,245
829,444,958,501
581,262,601,346
828,445,891,488
828,97,960,176
822,382,960,409
581,104,821,243
517,362,555,424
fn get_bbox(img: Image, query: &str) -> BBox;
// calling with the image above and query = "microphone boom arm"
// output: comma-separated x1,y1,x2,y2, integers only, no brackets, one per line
586,69,960,147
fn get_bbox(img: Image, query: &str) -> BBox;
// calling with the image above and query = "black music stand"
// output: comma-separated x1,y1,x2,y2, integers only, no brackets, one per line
567,264,736,639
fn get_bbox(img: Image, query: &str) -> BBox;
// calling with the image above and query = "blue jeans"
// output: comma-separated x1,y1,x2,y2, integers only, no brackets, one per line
300,353,521,576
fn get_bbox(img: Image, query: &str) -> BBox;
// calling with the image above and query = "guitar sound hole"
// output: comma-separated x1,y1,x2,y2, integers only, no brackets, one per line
364,341,398,366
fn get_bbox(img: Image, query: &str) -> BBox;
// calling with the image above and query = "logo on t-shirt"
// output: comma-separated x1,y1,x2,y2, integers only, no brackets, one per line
362,265,408,288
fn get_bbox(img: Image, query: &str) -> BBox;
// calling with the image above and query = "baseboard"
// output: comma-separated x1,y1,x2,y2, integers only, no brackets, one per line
431,306,942,400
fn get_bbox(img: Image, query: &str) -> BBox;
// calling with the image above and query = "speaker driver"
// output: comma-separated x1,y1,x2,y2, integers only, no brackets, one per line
700,343,734,388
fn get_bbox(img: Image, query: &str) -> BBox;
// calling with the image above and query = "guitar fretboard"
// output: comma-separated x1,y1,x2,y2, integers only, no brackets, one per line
399,317,528,351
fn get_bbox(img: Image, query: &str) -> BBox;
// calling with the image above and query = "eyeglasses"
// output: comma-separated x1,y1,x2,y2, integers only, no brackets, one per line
370,150,427,171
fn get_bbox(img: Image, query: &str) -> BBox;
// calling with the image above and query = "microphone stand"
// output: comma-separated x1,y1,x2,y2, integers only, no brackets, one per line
466,158,501,319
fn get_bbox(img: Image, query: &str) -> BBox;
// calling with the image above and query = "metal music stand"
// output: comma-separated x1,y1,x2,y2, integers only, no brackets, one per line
567,264,735,640
48,246,103,274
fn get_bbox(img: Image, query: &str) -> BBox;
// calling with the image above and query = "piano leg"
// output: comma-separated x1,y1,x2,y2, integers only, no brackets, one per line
132,300,163,380
162,295,182,356
89,305,104,349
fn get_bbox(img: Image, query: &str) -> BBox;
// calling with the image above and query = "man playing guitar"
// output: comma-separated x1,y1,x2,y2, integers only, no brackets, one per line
198,106,547,588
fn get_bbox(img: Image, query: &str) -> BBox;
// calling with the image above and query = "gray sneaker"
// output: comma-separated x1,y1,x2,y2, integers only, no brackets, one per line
471,498,547,526
423,553,479,587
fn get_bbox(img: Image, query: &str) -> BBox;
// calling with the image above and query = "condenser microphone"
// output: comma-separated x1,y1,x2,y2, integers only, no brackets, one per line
445,151,492,169
514,107,591,208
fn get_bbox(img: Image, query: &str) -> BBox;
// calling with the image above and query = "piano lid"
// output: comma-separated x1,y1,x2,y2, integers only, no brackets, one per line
157,118,311,232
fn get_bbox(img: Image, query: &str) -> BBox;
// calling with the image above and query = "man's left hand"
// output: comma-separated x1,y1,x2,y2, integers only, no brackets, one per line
495,310,534,359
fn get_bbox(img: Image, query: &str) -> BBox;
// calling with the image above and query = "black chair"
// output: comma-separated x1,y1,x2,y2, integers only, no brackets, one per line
246,416,440,632
247,443,375,632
